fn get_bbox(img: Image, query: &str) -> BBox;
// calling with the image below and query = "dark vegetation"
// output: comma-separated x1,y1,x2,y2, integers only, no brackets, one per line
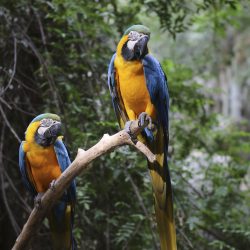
0,0,249,249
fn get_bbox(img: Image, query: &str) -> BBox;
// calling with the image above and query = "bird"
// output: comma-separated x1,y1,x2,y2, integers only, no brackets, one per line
19,113,76,250
108,24,177,249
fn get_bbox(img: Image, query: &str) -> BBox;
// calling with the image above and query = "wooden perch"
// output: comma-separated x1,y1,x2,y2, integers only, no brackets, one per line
12,119,156,250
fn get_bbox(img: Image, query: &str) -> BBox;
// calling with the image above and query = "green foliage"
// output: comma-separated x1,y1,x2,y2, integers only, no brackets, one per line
0,0,249,250
138,0,241,38
164,60,250,249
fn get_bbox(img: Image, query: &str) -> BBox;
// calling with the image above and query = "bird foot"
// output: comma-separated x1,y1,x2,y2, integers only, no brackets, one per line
138,112,153,130
34,192,44,209
49,179,57,192
125,121,133,134
125,121,138,144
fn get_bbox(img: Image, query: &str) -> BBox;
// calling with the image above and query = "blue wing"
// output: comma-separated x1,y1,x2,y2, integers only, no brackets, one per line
19,142,37,196
142,54,169,144
53,139,77,250
108,53,128,126
54,139,76,202
107,53,116,100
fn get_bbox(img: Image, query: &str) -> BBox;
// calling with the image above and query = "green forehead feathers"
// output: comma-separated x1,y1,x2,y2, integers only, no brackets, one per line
31,113,61,123
124,24,151,36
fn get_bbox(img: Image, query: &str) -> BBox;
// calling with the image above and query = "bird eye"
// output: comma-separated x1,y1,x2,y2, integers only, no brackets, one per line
40,118,54,127
129,31,140,41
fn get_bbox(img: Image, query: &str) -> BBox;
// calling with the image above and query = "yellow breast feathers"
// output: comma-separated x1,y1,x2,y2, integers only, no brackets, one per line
115,35,156,121
23,121,62,193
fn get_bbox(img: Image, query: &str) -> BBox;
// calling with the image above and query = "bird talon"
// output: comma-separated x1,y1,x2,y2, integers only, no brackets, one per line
125,121,133,135
125,121,138,144
49,179,57,192
138,112,152,129
34,192,44,209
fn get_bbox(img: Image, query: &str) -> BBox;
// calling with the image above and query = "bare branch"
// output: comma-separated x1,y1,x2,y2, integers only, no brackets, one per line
0,167,21,235
4,170,32,213
0,124,21,235
0,37,17,96
0,96,12,110
32,7,46,46
0,105,21,143
12,120,155,250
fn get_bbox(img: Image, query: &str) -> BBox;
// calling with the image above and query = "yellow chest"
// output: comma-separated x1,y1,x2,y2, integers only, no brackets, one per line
24,142,62,193
114,57,152,114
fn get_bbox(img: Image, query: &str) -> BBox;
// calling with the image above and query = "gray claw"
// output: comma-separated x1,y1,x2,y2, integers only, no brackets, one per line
125,121,133,135
124,120,138,144
34,192,44,209
49,179,57,192
138,112,152,129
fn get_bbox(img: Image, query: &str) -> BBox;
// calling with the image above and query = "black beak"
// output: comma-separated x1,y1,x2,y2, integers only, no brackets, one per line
135,35,149,58
44,121,62,139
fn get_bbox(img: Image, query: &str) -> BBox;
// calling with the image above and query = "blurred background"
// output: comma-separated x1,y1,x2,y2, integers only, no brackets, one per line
0,0,249,249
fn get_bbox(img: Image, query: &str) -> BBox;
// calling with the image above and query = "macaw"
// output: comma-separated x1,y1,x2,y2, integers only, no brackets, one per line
19,113,76,250
108,25,177,249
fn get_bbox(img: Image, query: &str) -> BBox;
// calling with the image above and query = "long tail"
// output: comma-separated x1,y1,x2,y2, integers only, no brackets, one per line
148,127,177,250
48,200,76,250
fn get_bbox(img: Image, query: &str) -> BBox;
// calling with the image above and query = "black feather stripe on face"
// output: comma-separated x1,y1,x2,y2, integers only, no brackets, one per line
122,41,135,61
34,119,62,147
121,37,149,61
35,132,54,147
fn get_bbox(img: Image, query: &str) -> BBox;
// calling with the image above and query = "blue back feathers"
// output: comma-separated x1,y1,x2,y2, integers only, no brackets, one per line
54,139,76,202
142,54,169,142
19,142,37,196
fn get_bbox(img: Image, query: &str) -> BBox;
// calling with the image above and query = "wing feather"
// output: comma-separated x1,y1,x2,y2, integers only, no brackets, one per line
143,55,176,249
108,53,128,127
19,142,37,196
142,54,169,144
54,139,76,202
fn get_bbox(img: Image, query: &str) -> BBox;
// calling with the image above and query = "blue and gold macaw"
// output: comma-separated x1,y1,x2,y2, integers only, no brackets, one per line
108,25,177,249
19,113,76,250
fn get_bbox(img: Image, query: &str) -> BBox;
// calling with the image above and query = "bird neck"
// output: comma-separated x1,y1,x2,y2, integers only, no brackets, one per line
116,35,129,57
25,121,40,144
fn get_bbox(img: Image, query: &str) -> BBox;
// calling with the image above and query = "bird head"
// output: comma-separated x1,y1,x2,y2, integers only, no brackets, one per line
25,113,62,147
118,24,151,61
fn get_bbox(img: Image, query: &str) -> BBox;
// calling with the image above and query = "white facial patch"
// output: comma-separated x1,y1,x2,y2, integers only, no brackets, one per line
128,31,140,41
127,40,137,50
37,118,56,135
37,126,48,135
127,31,148,51
40,118,54,127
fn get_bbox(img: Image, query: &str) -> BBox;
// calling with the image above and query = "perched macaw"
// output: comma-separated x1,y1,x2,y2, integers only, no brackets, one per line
108,25,177,249
19,113,76,250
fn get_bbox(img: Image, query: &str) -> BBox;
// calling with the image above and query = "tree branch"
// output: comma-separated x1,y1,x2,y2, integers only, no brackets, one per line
0,124,21,235
0,36,17,97
12,120,156,250
0,105,21,143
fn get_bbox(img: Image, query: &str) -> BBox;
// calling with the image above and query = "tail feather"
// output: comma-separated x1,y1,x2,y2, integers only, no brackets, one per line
155,193,176,250
48,201,75,250
148,126,177,250
120,118,177,249
148,160,177,250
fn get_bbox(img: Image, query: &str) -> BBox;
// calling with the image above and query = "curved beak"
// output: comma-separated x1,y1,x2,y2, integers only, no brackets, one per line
135,35,149,58
44,121,62,138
